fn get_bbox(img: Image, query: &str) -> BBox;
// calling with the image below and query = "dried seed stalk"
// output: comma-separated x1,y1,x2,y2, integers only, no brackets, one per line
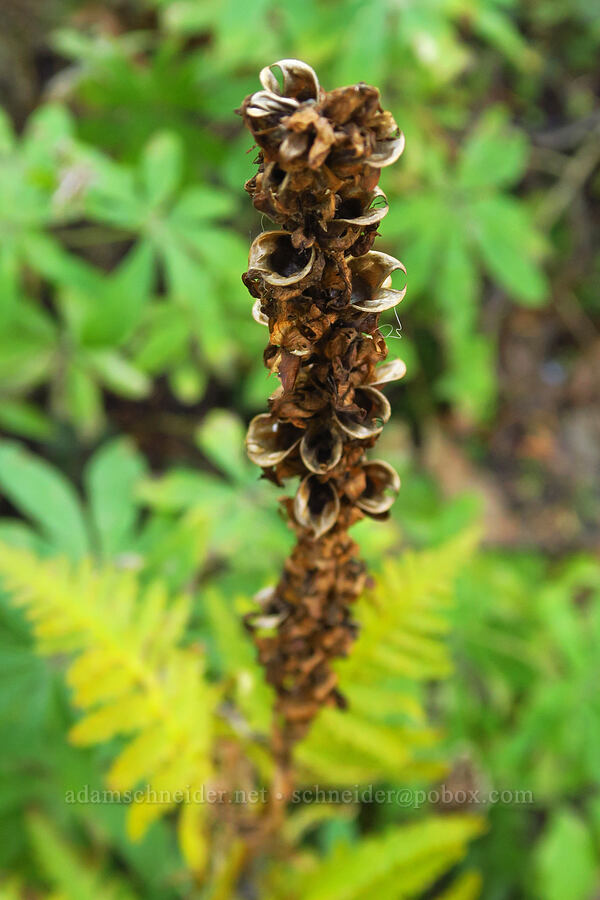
239,60,406,775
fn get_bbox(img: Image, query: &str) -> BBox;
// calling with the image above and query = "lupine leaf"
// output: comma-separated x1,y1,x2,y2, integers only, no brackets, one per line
0,441,89,559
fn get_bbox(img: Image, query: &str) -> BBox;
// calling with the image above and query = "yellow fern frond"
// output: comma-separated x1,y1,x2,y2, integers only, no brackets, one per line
435,869,482,900
297,529,479,783
0,544,217,873
266,814,485,900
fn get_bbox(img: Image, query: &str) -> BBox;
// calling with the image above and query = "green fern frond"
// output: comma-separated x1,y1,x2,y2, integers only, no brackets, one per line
26,811,138,900
435,869,482,900
297,529,479,783
267,814,485,900
0,543,217,873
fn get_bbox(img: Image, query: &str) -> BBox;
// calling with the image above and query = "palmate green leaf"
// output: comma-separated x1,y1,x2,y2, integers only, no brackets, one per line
435,228,478,344
21,232,100,296
21,103,75,171
472,4,536,69
79,241,155,348
133,304,190,373
160,236,233,367
137,466,290,579
470,195,548,305
0,542,218,872
136,509,212,592
274,815,485,900
457,110,529,190
0,441,90,559
84,438,147,560
171,184,236,223
383,193,446,296
141,131,183,208
137,469,234,512
80,152,144,228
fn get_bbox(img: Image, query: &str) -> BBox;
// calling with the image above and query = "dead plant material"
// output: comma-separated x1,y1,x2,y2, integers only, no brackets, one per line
239,59,406,773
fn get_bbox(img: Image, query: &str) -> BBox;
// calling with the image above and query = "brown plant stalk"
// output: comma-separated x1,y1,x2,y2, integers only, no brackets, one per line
239,59,406,795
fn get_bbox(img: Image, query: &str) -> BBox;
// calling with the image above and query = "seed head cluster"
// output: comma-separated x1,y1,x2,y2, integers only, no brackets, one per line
239,59,406,760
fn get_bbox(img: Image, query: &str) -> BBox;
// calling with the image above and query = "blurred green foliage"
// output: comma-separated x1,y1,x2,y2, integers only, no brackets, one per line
0,0,599,897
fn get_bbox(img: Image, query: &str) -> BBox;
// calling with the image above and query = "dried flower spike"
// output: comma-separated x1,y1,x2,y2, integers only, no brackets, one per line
239,59,406,768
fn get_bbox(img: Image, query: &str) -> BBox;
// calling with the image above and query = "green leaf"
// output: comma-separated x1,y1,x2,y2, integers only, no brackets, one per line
27,812,138,900
81,240,155,347
195,409,247,482
87,350,152,399
23,103,73,148
137,470,234,512
168,363,207,405
436,228,479,342
535,810,597,900
470,196,548,304
141,132,183,209
296,815,485,900
160,238,231,366
0,107,16,153
458,111,529,190
0,400,56,442
437,333,496,423
85,438,147,560
474,6,537,69
65,361,104,439
171,185,235,223
0,598,53,756
0,245,20,324
84,156,143,229
21,233,100,295
133,305,190,374
0,442,89,558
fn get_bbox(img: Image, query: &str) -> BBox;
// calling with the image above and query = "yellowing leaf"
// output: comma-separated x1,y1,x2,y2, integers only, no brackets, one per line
298,530,479,783
0,542,217,870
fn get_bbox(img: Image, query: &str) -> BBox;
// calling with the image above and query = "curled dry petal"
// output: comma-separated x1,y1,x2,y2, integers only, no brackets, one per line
334,386,391,439
334,187,389,226
247,611,289,629
245,90,299,118
252,299,269,326
254,585,276,607
246,413,301,466
350,251,406,313
368,132,406,168
259,59,320,101
300,422,343,474
356,460,401,514
293,474,340,537
370,358,407,385
248,231,315,286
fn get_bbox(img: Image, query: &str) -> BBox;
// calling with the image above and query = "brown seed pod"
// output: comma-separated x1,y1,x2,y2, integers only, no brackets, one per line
239,59,406,763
